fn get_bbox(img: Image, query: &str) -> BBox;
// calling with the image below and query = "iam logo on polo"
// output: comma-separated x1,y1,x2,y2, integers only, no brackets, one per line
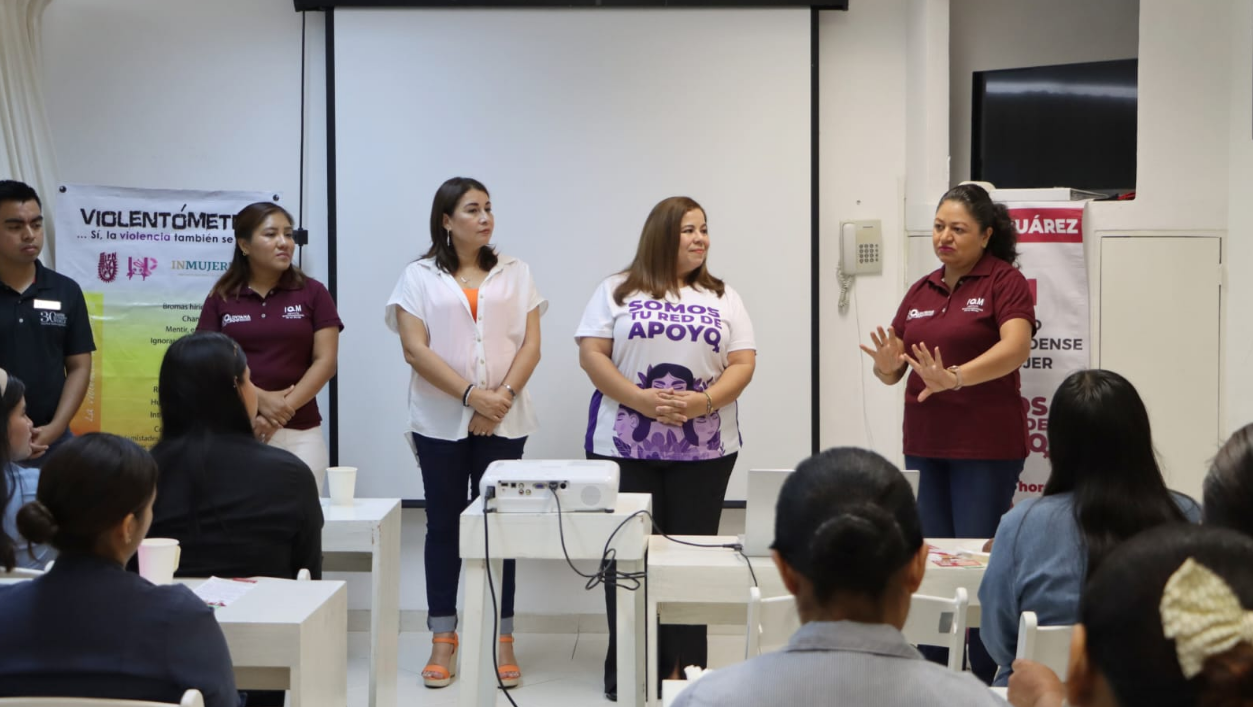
282,304,305,320
963,297,985,313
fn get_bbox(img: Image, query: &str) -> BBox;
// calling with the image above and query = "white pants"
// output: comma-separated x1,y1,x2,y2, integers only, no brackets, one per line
269,425,329,495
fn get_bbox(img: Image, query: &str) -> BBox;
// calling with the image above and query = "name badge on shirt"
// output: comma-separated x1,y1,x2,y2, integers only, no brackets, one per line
32,299,62,311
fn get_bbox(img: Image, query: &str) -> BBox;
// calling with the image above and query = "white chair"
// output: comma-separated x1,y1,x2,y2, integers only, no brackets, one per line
744,586,801,658
901,588,970,672
661,679,690,707
296,568,311,581
0,567,43,579
0,689,204,707
1015,611,1074,680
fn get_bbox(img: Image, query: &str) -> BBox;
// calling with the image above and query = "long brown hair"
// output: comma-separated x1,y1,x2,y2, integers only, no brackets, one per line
209,202,307,299
423,177,498,274
613,196,724,306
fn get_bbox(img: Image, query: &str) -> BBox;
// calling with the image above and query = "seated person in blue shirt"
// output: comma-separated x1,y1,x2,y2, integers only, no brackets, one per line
979,369,1199,687
0,433,240,707
1,368,53,571
673,447,1006,707
1009,525,1253,707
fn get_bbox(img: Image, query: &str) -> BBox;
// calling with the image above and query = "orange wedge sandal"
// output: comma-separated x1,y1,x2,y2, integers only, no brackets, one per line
497,635,522,689
422,633,458,688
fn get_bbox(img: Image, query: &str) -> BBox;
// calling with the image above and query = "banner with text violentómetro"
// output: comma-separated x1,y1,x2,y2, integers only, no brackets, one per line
55,184,280,447
1005,201,1093,502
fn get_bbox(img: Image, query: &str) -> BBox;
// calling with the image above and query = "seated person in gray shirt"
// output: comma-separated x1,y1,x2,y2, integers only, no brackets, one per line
673,447,1006,707
1009,524,1253,707
979,370,1199,687
0,433,239,707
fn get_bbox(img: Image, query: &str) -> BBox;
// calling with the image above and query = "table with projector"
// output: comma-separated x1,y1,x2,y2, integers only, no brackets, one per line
459,460,650,707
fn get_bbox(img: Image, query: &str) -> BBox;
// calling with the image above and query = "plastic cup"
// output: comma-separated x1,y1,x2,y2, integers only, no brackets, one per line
328,466,358,506
138,538,181,584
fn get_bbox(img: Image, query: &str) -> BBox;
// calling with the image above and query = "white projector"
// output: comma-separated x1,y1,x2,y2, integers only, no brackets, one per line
480,459,619,513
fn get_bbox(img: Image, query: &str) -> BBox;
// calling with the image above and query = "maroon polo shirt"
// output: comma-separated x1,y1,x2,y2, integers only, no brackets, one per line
891,253,1035,460
197,277,343,430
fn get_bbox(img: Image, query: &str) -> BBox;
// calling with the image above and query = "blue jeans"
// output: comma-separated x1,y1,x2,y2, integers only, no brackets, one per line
905,456,1023,539
906,455,1022,684
411,432,527,634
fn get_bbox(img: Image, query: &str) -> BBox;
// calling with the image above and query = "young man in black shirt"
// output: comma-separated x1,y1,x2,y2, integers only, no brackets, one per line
0,180,94,464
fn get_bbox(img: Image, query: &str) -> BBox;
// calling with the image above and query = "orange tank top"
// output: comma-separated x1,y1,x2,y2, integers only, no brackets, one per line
463,288,479,320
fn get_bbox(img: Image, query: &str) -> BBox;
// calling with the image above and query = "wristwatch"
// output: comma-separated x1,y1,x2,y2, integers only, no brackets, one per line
503,384,518,399
947,365,964,391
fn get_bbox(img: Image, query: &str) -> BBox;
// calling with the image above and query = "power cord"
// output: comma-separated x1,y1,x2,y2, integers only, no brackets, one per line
481,486,521,706
549,482,758,589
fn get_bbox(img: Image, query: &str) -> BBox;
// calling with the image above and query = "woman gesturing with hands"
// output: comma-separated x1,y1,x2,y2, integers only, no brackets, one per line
863,184,1034,544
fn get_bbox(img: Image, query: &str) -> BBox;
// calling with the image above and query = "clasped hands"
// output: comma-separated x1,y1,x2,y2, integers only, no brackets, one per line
253,385,296,443
467,386,514,436
638,387,704,427
859,325,961,402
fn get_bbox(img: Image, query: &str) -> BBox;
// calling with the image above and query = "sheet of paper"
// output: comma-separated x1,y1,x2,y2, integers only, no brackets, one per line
192,576,258,609
927,544,986,568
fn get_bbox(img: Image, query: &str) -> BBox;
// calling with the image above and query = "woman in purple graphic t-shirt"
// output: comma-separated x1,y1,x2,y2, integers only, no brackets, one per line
576,195,757,700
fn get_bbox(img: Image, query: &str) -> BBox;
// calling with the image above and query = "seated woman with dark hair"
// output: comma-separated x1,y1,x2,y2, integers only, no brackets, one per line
1203,422,1253,538
0,433,239,707
146,331,323,579
1,368,52,571
979,369,1199,686
673,447,1005,707
1012,524,1253,707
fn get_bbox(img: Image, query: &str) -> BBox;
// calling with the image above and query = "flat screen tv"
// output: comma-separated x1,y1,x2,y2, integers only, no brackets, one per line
972,59,1137,195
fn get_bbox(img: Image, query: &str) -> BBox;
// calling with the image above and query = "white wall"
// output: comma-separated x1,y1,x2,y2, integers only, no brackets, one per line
949,0,1140,186
1226,0,1253,440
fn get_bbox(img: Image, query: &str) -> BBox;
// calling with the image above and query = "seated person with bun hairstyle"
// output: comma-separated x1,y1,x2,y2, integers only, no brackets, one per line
673,447,1006,707
0,433,239,707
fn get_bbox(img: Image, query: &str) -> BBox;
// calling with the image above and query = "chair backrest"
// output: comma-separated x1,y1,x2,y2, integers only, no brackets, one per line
901,588,969,672
296,568,311,581
0,689,204,707
1015,611,1074,680
744,586,800,658
0,567,43,579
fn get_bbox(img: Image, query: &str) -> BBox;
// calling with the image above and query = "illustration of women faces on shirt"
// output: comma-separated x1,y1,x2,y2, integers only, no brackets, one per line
612,363,724,461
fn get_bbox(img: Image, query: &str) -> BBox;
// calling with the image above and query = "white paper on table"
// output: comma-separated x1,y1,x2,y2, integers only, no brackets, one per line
192,577,258,609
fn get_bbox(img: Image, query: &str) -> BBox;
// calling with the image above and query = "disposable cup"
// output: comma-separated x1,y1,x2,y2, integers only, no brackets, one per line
328,466,358,506
138,538,181,584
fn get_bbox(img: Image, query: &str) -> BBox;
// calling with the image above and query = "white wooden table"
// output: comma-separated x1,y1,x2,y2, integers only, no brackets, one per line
321,498,402,707
186,577,348,707
459,492,653,707
645,536,990,706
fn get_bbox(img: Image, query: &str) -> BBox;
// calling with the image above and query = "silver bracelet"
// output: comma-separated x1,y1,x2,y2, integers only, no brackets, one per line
503,384,517,399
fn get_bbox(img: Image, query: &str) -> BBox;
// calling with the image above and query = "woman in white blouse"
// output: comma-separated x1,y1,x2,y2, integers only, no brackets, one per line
386,177,545,690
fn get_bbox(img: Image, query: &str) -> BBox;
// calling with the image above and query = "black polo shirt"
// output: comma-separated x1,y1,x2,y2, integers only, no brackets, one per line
0,261,96,427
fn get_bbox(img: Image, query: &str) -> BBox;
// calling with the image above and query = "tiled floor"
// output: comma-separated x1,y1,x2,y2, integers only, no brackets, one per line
346,630,747,707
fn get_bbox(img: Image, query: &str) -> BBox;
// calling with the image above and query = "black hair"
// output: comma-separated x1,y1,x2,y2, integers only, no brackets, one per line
1040,369,1189,575
1,373,27,572
0,180,41,210
423,177,498,275
1082,524,1253,707
158,332,254,440
771,447,922,603
937,183,1018,265
16,433,158,556
1205,423,1253,540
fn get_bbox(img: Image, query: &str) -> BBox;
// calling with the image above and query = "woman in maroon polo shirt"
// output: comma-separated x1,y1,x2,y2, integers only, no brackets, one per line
861,183,1033,541
197,202,342,493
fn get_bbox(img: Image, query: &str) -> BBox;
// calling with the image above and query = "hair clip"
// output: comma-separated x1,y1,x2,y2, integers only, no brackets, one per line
1160,557,1253,678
